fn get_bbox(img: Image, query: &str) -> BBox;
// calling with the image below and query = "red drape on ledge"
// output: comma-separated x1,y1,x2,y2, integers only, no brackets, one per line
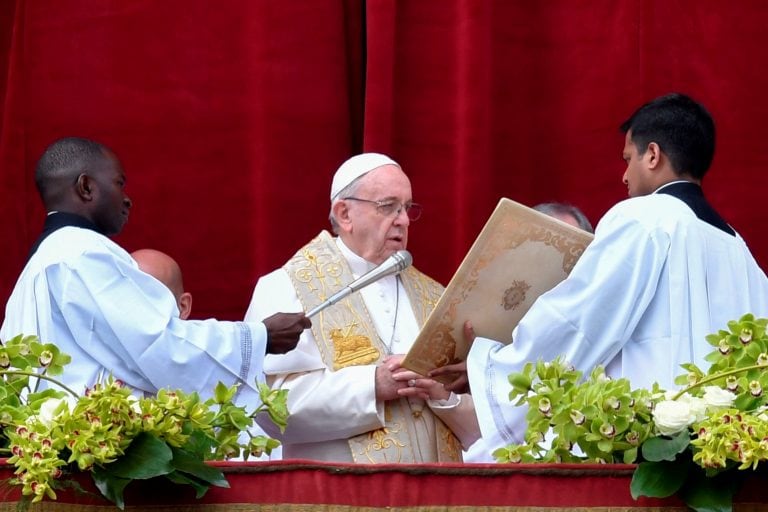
4,461,768,511
2,1,768,321
0,461,690,510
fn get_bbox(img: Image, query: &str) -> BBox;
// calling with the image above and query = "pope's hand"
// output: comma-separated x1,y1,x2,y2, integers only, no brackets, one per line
375,358,408,401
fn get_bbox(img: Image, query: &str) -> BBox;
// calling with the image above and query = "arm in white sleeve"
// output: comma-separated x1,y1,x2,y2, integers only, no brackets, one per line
247,269,383,443
256,364,383,443
46,249,268,395
468,209,670,447
428,393,481,450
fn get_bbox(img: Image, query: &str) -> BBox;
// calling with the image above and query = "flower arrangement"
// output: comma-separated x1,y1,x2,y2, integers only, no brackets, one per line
0,334,287,509
493,313,768,512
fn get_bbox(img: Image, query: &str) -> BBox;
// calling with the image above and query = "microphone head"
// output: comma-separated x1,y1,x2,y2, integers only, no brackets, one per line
392,250,413,272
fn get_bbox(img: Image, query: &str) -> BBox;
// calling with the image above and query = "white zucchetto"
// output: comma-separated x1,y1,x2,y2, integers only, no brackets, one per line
330,153,400,201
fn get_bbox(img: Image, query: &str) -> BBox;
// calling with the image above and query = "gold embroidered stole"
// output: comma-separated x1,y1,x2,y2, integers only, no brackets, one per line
283,231,462,462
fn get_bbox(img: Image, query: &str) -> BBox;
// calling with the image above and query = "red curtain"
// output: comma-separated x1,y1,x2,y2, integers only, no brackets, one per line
2,0,768,322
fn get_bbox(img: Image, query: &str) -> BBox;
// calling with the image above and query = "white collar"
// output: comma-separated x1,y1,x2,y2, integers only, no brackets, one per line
335,237,377,277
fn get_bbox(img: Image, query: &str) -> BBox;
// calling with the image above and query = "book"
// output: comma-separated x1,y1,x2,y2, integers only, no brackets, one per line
402,198,593,380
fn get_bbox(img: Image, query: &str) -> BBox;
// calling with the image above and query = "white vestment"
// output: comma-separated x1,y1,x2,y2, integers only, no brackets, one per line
468,193,768,455
1,225,267,407
245,237,477,462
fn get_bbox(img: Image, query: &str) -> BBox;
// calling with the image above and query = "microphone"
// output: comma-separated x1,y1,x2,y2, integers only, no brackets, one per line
306,250,413,318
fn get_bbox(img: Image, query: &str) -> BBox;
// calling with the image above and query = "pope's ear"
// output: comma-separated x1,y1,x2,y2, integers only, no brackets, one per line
332,200,352,226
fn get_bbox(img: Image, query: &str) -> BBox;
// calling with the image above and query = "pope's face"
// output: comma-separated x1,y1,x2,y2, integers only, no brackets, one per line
342,165,412,265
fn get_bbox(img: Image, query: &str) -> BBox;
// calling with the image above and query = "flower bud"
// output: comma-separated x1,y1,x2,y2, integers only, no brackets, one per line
537,397,552,416
570,409,586,425
38,350,53,367
603,397,620,411
599,423,616,439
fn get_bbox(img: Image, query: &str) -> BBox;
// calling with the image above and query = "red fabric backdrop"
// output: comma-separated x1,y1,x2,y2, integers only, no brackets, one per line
2,0,768,322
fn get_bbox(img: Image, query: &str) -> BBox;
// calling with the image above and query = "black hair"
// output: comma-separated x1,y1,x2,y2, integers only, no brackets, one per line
35,137,108,201
620,93,715,180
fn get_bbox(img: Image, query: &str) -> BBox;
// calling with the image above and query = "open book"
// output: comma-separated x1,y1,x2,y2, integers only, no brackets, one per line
402,198,593,380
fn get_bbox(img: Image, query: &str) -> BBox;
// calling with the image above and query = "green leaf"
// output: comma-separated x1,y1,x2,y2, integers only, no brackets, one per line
104,432,174,479
622,446,638,464
213,382,237,404
165,470,211,499
182,429,217,459
631,459,688,499
170,446,229,488
733,393,759,411
641,431,690,461
91,467,131,510
679,469,740,512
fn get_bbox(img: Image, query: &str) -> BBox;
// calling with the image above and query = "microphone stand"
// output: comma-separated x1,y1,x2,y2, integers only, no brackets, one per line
306,250,412,318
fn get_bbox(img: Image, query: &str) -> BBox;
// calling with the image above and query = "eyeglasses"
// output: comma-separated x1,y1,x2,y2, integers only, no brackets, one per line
343,197,423,221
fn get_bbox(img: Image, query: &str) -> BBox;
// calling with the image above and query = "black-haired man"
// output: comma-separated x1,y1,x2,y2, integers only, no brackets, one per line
1,137,310,399
465,93,768,453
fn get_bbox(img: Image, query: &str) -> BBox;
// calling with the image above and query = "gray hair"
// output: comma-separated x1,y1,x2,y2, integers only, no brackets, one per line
533,202,593,233
328,174,366,234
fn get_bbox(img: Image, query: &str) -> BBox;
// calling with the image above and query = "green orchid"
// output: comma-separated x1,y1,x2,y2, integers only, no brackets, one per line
499,313,768,512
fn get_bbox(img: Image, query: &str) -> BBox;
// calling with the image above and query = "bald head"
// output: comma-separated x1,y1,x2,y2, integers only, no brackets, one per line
132,249,192,319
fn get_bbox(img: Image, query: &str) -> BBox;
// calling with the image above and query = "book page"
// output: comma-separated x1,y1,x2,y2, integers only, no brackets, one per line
402,198,593,380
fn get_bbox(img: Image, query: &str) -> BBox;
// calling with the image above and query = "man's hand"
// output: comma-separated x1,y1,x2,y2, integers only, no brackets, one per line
375,355,407,401
428,361,468,394
263,312,311,354
427,321,474,393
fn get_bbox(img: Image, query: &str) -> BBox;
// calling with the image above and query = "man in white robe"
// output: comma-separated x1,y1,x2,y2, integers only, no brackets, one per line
465,93,768,455
1,137,310,405
245,153,479,462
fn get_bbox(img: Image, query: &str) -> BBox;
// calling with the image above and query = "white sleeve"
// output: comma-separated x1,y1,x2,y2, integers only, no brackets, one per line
468,209,670,446
46,249,268,395
428,393,481,450
246,269,383,442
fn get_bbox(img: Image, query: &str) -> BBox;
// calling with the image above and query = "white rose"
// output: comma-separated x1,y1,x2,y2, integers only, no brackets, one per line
36,397,72,427
685,396,708,422
127,395,142,414
653,400,695,436
702,386,735,410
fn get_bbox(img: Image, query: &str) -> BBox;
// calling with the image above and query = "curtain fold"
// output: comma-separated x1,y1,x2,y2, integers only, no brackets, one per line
2,0,768,322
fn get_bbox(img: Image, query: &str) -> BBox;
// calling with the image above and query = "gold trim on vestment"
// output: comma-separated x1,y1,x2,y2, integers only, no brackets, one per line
283,231,461,462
